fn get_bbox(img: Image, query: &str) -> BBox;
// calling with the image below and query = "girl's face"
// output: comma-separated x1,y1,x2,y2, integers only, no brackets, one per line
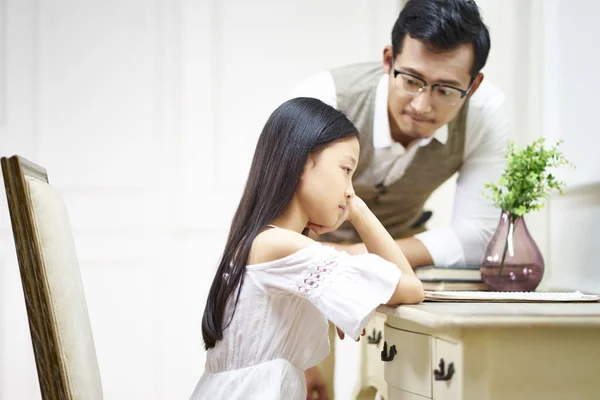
296,137,360,227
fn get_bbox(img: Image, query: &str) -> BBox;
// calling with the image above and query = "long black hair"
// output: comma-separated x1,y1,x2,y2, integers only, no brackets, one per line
201,97,359,349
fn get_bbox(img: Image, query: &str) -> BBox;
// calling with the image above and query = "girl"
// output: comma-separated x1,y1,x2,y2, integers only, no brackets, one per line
190,98,424,399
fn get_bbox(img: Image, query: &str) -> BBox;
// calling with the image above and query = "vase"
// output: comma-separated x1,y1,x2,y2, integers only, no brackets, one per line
480,211,544,292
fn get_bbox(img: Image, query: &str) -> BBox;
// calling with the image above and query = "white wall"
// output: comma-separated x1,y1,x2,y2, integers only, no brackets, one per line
542,0,600,293
547,183,600,292
0,0,401,399
554,1,600,186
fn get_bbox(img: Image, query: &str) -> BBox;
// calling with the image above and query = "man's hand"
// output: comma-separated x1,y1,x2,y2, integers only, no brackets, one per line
305,366,328,400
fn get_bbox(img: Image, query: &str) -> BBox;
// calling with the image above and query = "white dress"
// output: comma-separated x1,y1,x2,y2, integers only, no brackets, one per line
189,242,402,400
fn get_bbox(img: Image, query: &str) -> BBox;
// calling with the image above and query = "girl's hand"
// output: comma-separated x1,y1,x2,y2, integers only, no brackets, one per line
307,196,368,235
336,325,366,342
346,195,368,224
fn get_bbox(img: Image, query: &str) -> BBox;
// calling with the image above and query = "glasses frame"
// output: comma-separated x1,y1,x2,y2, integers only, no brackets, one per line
392,69,473,105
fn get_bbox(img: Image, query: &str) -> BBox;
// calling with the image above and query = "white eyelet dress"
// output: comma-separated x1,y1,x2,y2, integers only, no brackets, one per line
189,242,402,399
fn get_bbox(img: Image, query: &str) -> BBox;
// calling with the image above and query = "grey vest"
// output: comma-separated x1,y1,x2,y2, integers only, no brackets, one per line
323,62,468,242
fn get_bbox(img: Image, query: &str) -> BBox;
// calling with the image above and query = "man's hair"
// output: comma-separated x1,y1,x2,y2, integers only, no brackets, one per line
392,0,490,77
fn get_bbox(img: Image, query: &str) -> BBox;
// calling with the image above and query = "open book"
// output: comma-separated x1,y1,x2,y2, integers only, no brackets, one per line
424,290,600,302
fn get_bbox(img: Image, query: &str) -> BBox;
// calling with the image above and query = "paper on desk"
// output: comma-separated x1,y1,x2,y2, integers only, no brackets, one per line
424,290,600,302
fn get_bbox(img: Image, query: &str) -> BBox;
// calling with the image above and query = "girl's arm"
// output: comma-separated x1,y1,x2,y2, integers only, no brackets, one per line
349,198,424,305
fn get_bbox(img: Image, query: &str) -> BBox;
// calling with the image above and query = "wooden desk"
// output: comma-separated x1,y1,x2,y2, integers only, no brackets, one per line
363,302,600,400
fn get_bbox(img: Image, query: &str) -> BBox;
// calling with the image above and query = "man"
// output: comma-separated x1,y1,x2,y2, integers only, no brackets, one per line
293,0,509,398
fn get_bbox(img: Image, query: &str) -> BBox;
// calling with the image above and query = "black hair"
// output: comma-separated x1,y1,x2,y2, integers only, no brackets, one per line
392,0,490,77
201,97,359,349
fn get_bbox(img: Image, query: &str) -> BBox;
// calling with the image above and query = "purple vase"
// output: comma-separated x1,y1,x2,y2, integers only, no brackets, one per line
480,211,544,292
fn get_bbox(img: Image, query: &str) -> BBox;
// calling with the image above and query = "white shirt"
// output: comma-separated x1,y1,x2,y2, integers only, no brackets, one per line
290,71,509,267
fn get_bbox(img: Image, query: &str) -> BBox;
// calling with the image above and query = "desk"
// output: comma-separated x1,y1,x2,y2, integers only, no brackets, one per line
362,302,600,400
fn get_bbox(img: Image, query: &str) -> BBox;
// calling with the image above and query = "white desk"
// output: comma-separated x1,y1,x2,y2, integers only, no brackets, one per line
362,302,600,400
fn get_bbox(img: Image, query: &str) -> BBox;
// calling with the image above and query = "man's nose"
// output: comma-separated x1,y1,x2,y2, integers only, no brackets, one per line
410,89,433,114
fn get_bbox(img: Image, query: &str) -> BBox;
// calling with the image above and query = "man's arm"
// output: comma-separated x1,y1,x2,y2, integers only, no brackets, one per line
396,237,433,267
431,87,509,267
327,86,510,268
325,237,432,268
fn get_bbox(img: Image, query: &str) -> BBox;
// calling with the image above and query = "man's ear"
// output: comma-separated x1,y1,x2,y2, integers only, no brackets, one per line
383,45,394,75
467,73,485,98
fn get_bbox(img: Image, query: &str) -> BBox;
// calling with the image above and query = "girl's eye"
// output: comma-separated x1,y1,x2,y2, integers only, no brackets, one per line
343,167,352,175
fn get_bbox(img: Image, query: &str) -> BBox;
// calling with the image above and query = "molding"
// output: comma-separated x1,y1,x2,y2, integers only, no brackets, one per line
212,1,224,192
541,0,561,145
551,181,600,198
34,0,173,191
0,0,5,126
32,0,39,159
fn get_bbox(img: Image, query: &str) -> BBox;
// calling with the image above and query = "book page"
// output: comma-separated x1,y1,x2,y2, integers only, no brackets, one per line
424,290,600,302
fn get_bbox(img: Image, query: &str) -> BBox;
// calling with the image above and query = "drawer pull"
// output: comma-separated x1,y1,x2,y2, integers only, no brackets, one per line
367,329,382,345
380,341,397,362
434,358,455,381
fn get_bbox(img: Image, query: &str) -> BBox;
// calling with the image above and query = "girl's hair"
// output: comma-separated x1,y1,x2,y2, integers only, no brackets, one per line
201,97,359,349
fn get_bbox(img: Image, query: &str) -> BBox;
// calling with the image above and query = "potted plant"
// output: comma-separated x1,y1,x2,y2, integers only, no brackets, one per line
481,137,573,291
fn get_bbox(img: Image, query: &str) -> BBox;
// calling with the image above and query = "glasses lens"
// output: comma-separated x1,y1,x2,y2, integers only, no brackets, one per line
431,85,463,105
396,74,424,94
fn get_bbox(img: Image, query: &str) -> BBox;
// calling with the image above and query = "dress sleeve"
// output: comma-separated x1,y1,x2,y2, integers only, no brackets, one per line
251,243,402,339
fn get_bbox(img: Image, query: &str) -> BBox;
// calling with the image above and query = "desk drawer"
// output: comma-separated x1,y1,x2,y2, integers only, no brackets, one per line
383,325,463,400
432,337,462,400
383,325,433,398
364,314,387,395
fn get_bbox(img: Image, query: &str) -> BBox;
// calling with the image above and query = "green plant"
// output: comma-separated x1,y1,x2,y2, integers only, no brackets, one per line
483,138,573,277
484,137,573,217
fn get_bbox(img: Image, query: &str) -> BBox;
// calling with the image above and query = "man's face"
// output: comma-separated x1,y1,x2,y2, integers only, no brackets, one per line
383,35,483,140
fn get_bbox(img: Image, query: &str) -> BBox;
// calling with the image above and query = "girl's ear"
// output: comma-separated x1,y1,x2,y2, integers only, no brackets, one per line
302,154,317,178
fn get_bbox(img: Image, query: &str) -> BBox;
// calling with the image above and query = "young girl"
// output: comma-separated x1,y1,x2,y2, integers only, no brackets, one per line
190,98,424,399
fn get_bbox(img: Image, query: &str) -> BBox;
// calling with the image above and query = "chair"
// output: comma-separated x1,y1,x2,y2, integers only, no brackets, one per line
1,155,103,400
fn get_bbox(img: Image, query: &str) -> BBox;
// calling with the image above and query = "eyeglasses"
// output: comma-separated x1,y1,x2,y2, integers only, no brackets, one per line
392,69,472,106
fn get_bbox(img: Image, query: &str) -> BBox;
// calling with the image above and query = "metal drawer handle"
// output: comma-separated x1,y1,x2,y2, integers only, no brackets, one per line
367,328,382,345
434,358,455,381
380,341,397,362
